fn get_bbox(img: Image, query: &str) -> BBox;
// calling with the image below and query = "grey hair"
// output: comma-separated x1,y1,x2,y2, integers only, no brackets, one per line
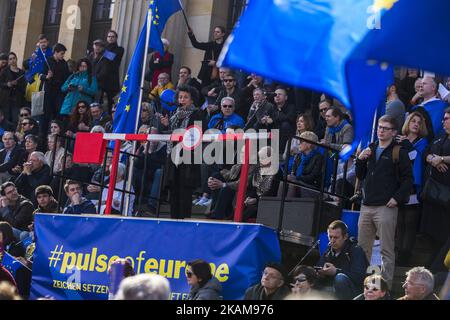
406,266,434,294
31,151,47,165
221,96,235,107
90,125,105,133
115,274,171,300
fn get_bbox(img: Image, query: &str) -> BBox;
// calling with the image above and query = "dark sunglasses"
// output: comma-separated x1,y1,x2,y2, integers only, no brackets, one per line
221,104,234,108
319,108,328,113
365,286,379,291
294,277,307,283
223,79,235,82
186,271,193,278
20,113,30,117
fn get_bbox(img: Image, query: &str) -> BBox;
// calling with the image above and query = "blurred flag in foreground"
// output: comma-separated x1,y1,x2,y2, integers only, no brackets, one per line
220,0,450,157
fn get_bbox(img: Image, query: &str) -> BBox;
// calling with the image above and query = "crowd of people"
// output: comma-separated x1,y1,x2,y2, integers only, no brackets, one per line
0,24,449,300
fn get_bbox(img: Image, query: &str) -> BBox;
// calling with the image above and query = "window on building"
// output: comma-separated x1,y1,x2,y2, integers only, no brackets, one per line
5,0,17,52
227,0,248,32
88,0,115,53
42,0,63,46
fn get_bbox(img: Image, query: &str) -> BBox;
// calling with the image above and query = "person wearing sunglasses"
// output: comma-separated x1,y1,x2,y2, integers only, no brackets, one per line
185,259,222,300
214,73,242,115
208,97,244,134
353,274,390,300
290,265,318,297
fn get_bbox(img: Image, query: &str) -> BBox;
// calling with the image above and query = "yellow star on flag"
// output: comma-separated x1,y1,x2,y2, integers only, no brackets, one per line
125,105,131,112
124,74,129,81
121,85,127,93
373,0,398,11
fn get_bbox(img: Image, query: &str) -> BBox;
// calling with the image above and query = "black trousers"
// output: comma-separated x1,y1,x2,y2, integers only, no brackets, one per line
169,166,193,219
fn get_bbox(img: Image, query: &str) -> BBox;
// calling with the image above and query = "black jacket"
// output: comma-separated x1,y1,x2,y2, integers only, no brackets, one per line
274,103,297,130
89,52,110,92
105,43,124,93
14,164,52,203
355,141,413,206
293,152,324,188
0,145,26,175
39,56,70,93
187,32,224,85
317,238,369,291
0,195,34,231
244,283,291,301
0,67,26,107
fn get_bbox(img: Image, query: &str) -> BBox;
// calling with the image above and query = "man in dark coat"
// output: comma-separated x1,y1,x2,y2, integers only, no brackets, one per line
39,43,70,135
14,151,52,205
105,30,125,113
0,181,34,232
244,262,290,300
316,220,369,300
0,132,26,183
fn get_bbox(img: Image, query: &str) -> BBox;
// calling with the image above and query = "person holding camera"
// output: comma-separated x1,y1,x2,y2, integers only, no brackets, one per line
315,220,369,300
60,58,98,122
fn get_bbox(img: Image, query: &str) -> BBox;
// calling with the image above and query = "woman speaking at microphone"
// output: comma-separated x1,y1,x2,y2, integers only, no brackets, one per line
159,85,206,219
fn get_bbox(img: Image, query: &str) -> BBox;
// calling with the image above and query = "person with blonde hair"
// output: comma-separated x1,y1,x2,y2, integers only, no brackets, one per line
395,111,429,266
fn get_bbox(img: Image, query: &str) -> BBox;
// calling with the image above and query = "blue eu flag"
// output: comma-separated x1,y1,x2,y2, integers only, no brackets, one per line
25,47,53,83
218,0,395,156
149,0,183,55
113,0,181,134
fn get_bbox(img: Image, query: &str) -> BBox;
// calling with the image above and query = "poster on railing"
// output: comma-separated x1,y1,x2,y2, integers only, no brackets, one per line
30,214,281,300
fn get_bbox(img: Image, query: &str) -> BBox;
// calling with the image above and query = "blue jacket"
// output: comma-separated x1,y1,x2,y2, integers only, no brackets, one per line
208,113,245,133
63,198,97,215
60,71,98,115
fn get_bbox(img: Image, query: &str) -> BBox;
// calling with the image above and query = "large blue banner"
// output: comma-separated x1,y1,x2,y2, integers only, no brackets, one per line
30,214,281,300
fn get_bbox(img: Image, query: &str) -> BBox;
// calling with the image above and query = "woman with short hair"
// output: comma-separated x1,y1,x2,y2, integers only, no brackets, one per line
185,259,222,300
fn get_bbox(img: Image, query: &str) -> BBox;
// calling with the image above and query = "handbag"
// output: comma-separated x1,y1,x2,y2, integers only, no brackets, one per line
31,80,45,117
210,51,219,80
421,176,450,208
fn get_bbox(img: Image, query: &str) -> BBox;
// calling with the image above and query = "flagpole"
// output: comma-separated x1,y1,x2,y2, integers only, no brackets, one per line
123,8,153,216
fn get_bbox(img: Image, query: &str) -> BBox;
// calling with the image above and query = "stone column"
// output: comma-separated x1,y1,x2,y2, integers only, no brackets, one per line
58,0,93,60
10,0,46,67
111,0,149,78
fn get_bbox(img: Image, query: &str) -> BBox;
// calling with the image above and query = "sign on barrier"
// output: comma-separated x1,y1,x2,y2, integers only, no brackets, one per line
30,214,281,300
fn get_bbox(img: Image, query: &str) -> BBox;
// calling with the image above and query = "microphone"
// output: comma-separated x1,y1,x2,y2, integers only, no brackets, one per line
288,238,321,276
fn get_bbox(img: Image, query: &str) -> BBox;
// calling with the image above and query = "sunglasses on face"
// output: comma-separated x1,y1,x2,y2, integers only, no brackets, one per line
223,79,235,83
294,277,307,284
185,271,193,278
221,104,233,108
20,113,30,117
365,286,380,291
320,108,328,113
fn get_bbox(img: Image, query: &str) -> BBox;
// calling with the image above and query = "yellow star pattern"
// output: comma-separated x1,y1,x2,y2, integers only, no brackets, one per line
121,85,127,93
125,105,131,112
373,0,398,11
124,74,129,81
